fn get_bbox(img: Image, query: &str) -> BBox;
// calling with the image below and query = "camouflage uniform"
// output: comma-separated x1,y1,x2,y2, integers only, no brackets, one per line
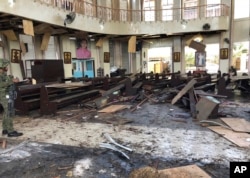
0,59,14,132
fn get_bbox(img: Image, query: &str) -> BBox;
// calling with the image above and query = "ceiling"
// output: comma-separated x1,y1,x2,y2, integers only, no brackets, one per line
0,12,171,43
0,12,222,45
0,12,85,37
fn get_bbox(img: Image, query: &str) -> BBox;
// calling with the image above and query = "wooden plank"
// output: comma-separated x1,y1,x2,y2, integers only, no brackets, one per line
159,164,211,178
171,78,197,105
46,82,91,88
34,23,53,34
20,41,26,54
208,126,250,148
220,118,250,133
188,88,196,118
23,20,34,36
40,32,51,51
96,38,103,47
128,36,136,53
98,105,130,113
0,30,18,41
194,90,227,98
231,76,250,82
1,139,7,149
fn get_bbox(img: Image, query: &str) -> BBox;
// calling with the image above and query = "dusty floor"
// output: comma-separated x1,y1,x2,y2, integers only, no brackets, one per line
0,91,250,178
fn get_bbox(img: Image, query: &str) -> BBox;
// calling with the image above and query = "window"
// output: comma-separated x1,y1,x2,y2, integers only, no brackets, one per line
162,0,173,21
234,0,249,19
85,0,94,17
232,42,249,72
183,0,198,20
206,0,221,17
144,0,155,21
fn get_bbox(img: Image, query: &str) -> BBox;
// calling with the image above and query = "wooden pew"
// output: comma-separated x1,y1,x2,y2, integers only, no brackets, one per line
40,84,101,115
14,83,44,115
217,77,234,97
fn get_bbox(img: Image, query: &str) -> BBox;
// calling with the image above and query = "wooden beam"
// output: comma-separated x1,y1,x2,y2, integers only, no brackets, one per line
128,36,136,53
0,30,18,41
171,78,197,105
96,38,103,47
40,32,51,51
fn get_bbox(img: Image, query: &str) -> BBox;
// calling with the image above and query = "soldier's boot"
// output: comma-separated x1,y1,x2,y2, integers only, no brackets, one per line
7,131,23,137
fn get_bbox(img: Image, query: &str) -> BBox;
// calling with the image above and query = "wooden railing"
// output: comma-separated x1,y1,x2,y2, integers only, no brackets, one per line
35,0,229,22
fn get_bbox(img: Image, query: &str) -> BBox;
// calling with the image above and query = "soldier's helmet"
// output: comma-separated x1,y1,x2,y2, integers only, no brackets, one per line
0,59,10,68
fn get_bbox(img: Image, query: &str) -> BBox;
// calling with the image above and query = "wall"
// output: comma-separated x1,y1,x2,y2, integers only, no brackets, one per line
233,18,250,42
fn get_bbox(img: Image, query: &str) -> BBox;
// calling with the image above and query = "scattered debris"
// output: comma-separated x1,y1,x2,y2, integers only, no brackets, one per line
208,126,250,148
99,143,130,160
129,164,211,178
0,139,6,149
103,133,132,152
98,104,131,113
220,117,250,133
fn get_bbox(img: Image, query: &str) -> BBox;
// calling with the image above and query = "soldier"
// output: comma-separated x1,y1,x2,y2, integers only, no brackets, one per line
0,58,23,137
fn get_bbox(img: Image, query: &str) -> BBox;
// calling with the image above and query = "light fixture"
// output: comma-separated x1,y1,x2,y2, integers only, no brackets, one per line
8,0,15,7
99,19,105,30
193,34,203,42
180,19,188,29
69,37,76,40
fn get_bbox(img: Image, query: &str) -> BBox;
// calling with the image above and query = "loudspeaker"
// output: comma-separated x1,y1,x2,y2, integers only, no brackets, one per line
224,38,230,44
136,41,142,51
203,23,210,30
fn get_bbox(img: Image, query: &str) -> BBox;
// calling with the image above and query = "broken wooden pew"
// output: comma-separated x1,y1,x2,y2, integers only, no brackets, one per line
90,76,141,109
196,96,220,120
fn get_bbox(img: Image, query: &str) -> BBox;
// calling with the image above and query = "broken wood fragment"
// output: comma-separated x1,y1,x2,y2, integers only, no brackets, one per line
99,143,130,160
98,105,130,113
130,98,148,112
57,165,73,170
195,90,227,98
171,78,197,105
208,126,250,148
103,133,132,152
1,139,6,149
188,88,197,118
220,117,250,133
143,93,158,103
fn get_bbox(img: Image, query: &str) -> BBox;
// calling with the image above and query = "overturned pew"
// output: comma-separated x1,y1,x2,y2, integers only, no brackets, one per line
89,76,142,109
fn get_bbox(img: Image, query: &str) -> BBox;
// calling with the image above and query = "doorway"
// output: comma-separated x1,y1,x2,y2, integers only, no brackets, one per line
147,47,171,73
